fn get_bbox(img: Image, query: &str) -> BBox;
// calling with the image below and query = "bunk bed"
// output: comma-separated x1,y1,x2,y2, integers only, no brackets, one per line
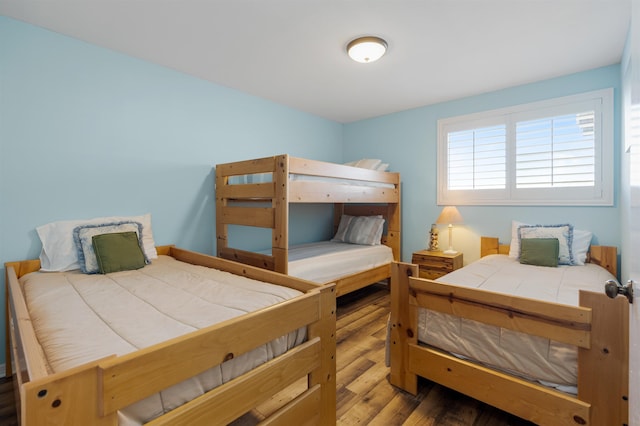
389,235,629,426
215,154,401,296
5,245,336,425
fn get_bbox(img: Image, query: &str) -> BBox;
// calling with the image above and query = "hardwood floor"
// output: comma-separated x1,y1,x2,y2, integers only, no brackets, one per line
0,376,17,426
0,283,535,425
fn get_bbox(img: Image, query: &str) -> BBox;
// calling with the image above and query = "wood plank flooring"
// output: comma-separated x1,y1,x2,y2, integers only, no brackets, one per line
0,376,17,426
0,283,535,425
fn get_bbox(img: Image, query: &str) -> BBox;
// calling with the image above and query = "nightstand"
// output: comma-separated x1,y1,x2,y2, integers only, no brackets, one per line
411,250,463,280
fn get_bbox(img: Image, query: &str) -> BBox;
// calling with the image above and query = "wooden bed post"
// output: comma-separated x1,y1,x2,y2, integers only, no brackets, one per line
22,359,117,425
5,275,12,378
578,291,629,425
389,262,418,394
386,190,401,261
273,155,290,274
215,165,229,258
307,285,337,425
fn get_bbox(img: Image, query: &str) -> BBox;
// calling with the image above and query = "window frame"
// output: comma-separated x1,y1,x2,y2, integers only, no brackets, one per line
437,88,614,206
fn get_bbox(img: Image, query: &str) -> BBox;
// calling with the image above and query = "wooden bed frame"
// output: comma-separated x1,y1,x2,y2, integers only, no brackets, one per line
5,246,336,425
215,154,401,296
390,236,629,426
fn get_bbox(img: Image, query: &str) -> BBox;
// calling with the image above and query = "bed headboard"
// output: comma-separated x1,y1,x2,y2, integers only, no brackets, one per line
480,236,618,278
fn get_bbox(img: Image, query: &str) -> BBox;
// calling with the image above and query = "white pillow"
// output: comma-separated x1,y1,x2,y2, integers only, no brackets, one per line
518,224,574,265
331,215,385,245
571,229,593,266
37,213,158,272
376,162,390,172
73,221,146,273
508,220,528,259
344,159,383,170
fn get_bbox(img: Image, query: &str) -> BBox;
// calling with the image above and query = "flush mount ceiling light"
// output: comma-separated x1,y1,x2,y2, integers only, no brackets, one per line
347,36,387,63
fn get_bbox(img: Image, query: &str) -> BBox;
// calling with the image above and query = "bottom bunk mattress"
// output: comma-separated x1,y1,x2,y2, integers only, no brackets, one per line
278,241,393,283
419,254,616,393
20,255,306,425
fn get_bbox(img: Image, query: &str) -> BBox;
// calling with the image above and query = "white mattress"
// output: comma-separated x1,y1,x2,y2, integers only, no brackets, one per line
229,172,396,188
21,255,306,425
275,241,393,283
419,254,616,392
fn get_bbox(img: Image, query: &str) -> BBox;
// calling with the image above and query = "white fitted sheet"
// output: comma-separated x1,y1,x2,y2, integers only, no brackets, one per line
21,255,306,425
229,172,396,188
419,254,616,392
280,241,393,283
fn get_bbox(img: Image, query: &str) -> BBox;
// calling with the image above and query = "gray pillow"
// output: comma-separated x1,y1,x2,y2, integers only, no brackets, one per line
331,215,385,245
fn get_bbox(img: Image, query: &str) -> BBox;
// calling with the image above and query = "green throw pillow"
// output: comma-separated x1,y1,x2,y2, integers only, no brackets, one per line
519,238,560,267
92,231,146,274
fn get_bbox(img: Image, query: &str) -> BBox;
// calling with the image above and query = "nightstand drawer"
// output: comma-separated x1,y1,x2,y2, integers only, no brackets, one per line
412,254,456,270
417,268,449,280
411,250,463,280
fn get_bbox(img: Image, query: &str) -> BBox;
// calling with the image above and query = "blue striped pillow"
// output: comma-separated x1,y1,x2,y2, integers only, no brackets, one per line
332,215,385,245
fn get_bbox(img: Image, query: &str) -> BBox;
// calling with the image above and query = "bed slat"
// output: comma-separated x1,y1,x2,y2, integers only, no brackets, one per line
219,206,274,227
259,383,321,426
288,156,399,183
216,156,276,176
145,338,322,426
410,278,592,348
334,264,391,297
289,181,398,203
409,345,591,425
216,182,275,199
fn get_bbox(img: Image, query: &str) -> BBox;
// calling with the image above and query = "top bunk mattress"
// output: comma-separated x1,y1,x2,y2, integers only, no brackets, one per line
419,254,616,392
262,241,393,283
228,172,396,188
21,255,306,424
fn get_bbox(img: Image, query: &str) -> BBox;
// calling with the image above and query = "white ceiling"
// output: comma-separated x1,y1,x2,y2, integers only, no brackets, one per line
0,0,631,123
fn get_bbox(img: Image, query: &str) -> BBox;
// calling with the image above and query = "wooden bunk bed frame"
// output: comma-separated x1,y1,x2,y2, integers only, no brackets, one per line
390,236,629,426
216,154,401,296
5,246,336,425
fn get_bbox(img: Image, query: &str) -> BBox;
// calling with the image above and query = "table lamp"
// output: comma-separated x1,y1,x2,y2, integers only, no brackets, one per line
436,206,463,254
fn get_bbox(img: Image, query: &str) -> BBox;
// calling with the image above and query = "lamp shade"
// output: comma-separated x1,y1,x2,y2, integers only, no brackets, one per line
347,36,387,63
436,206,463,225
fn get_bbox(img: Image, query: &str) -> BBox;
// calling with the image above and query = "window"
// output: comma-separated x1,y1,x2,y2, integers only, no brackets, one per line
437,89,614,206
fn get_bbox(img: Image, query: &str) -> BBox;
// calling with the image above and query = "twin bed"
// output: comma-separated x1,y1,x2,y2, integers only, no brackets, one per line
390,235,629,425
215,154,401,296
6,240,336,424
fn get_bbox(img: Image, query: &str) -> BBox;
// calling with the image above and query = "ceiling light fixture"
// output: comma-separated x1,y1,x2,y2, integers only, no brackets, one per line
347,36,387,63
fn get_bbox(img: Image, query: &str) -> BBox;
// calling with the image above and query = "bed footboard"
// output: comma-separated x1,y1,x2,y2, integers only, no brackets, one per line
5,248,337,425
389,261,629,425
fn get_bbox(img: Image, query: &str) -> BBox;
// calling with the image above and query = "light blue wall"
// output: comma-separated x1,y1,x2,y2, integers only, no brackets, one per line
343,65,622,265
0,17,342,365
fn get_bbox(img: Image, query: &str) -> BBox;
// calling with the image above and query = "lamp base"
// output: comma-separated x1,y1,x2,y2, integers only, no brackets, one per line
443,249,458,255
